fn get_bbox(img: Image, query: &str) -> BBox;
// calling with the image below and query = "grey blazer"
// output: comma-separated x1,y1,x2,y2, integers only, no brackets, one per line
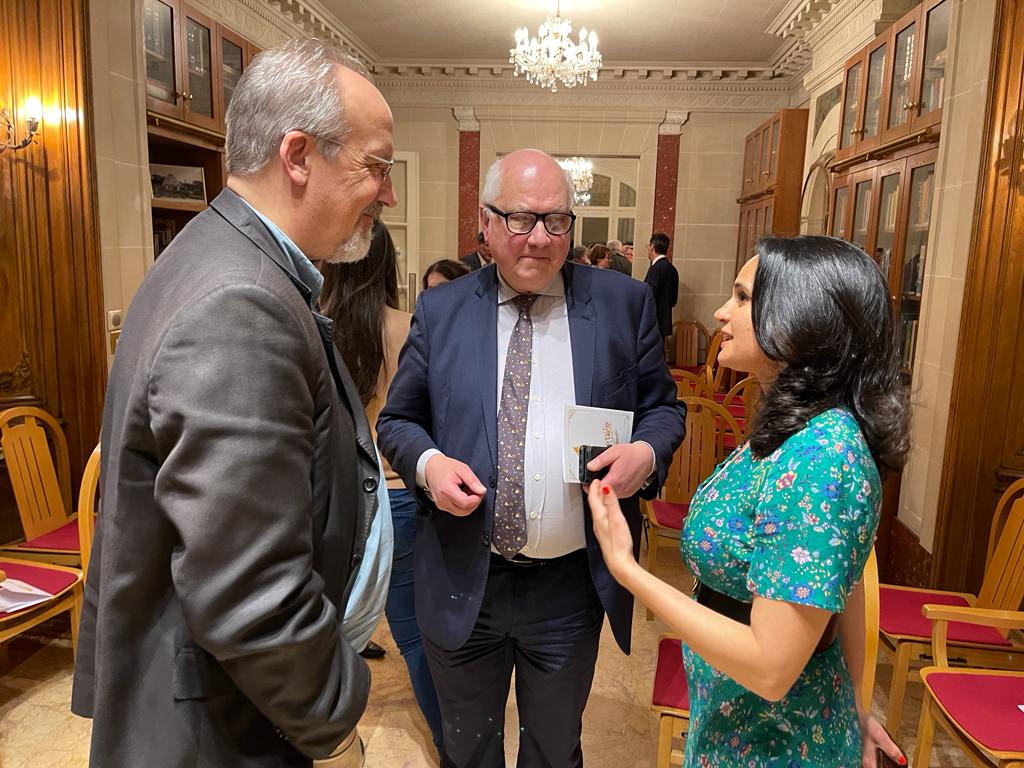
72,188,379,767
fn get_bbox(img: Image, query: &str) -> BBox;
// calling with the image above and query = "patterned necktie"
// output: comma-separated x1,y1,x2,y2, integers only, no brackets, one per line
493,293,538,558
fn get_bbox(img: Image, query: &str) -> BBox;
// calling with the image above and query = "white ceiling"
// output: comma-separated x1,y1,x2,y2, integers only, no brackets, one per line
319,0,793,66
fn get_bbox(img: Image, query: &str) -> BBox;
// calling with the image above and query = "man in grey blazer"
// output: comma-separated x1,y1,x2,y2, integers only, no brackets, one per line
72,39,397,767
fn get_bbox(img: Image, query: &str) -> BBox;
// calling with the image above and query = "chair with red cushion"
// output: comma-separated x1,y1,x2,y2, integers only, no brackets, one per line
643,397,741,619
0,407,81,565
0,557,83,657
914,603,1024,768
651,635,690,768
881,487,1024,738
671,320,709,373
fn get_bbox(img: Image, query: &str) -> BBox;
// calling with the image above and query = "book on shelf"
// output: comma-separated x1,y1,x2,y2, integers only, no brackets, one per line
882,187,898,232
914,174,934,227
901,243,926,294
900,318,919,368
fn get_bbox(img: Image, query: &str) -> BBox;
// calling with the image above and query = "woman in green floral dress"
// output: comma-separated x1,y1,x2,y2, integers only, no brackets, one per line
588,236,910,767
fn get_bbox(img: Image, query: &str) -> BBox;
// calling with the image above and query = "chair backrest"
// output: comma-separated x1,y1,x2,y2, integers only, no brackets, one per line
977,497,1024,613
673,320,709,368
988,477,1024,568
77,444,101,579
721,376,762,433
673,370,713,400
663,397,742,506
861,548,880,708
0,406,72,539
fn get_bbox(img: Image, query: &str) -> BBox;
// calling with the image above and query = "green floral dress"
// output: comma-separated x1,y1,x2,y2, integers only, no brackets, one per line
679,408,880,767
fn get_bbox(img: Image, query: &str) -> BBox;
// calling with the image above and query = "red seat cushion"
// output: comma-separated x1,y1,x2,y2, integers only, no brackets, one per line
651,500,689,530
653,637,690,712
672,366,702,379
15,519,79,552
879,587,1012,647
0,558,78,615
927,671,1024,753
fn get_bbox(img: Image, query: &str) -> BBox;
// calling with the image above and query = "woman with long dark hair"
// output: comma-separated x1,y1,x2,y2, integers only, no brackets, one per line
587,236,909,766
320,222,445,759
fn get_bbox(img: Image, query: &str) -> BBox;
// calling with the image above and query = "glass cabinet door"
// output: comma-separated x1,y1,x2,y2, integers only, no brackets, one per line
886,20,917,137
874,169,902,287
831,185,850,239
851,178,873,251
768,119,781,182
759,124,771,187
184,12,216,127
896,161,935,373
863,41,887,146
917,0,950,127
840,60,863,150
764,202,774,236
144,0,180,116
221,33,245,117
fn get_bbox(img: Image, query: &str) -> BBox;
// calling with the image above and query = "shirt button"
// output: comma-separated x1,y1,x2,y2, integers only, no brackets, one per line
534,432,542,439
533,473,542,481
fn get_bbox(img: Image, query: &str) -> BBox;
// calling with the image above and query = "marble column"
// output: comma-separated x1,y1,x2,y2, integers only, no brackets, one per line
454,107,481,258
652,110,690,260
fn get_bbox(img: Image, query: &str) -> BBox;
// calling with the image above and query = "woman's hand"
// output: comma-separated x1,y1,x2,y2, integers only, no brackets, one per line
859,711,906,767
587,481,638,580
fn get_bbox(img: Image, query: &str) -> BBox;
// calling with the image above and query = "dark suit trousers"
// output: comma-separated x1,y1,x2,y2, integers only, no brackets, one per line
423,549,604,768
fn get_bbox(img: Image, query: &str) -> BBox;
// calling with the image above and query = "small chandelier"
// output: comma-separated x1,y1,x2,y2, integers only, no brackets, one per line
558,156,594,205
510,2,603,92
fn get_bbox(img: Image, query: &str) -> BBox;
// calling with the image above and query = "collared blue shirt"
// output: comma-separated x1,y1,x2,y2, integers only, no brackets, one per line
239,198,323,309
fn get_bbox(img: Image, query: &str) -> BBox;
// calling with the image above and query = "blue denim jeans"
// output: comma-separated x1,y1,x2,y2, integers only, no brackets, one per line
386,488,444,748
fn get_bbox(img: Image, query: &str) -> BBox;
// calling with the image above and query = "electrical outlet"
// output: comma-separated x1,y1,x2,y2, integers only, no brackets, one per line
107,309,123,331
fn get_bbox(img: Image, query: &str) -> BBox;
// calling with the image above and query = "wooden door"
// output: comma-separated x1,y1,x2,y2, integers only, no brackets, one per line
837,50,867,162
218,25,248,132
913,0,952,133
881,5,921,144
860,32,891,153
932,0,1024,593
179,4,221,132
144,0,184,119
829,175,852,240
870,159,906,294
765,117,781,188
849,169,875,253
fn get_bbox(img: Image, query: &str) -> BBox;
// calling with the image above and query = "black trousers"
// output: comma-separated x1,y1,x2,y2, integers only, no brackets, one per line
423,549,604,768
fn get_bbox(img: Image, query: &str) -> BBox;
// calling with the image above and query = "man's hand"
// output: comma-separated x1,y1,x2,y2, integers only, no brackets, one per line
424,454,486,517
585,442,654,498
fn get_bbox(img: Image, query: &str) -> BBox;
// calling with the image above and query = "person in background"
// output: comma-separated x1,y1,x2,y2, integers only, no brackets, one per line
73,38,397,768
643,232,679,340
623,241,634,263
587,242,612,269
422,258,471,290
378,149,685,767
460,231,492,270
570,244,590,265
320,222,447,765
588,235,909,768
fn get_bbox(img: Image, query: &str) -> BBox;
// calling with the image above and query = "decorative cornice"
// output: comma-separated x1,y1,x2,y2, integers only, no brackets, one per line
452,107,479,132
658,110,691,135
371,61,779,83
768,0,843,39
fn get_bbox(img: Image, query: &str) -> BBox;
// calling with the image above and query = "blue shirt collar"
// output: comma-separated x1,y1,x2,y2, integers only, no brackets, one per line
237,197,323,308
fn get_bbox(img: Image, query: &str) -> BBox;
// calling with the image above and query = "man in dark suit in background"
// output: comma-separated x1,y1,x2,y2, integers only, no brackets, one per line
644,232,680,339
460,231,492,270
72,39,397,768
378,149,685,767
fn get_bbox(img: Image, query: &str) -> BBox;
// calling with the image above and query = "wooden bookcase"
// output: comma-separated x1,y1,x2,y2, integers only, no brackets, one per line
735,108,809,273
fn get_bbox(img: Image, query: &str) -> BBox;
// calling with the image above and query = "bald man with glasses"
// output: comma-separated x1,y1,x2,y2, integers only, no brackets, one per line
378,149,685,767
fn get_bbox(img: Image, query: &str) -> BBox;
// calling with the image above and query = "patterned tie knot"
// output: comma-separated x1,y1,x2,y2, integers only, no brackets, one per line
513,294,538,318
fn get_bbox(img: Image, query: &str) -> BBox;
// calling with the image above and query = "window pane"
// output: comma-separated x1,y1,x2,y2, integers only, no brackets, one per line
581,217,609,244
618,183,637,207
588,174,611,207
617,218,635,243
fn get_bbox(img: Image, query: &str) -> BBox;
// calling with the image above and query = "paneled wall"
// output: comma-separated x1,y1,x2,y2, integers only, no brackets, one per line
0,0,106,542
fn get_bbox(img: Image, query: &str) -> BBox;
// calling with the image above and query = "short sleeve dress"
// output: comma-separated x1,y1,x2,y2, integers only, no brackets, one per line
679,408,881,767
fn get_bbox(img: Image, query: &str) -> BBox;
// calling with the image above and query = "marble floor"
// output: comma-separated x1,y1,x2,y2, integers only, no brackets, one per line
1,544,970,767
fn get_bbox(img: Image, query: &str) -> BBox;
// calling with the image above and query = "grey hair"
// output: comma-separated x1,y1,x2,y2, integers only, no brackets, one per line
480,153,575,209
607,239,623,251
225,38,372,176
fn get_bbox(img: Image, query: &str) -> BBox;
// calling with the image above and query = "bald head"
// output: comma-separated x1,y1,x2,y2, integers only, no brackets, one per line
481,149,575,210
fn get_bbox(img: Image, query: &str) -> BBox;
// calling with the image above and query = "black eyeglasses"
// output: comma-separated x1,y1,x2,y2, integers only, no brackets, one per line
484,204,576,236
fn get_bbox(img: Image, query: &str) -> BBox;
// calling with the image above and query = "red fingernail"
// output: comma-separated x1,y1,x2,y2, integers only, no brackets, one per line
601,484,611,495
899,757,907,766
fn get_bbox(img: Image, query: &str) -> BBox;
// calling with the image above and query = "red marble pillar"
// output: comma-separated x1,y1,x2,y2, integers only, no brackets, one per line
652,133,681,260
458,129,481,257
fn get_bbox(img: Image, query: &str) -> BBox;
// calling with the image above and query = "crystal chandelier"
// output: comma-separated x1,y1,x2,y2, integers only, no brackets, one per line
558,157,594,205
510,2,603,92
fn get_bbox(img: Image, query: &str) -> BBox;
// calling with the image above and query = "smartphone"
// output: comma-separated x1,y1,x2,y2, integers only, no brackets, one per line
579,445,610,484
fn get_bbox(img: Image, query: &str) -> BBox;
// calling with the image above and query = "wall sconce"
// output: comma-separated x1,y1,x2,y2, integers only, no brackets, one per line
1,97,42,153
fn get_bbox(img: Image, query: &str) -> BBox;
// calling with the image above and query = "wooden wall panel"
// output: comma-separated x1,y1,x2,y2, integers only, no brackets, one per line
0,0,105,543
932,0,1024,592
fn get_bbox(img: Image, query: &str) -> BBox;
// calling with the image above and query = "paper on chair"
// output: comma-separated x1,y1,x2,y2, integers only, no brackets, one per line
563,404,634,482
0,578,54,614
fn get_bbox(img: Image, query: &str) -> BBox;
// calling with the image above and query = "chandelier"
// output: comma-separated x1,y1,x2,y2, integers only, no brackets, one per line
558,156,594,205
510,2,603,92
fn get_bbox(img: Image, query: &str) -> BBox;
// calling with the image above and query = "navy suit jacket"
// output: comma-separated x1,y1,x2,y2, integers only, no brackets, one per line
377,262,685,654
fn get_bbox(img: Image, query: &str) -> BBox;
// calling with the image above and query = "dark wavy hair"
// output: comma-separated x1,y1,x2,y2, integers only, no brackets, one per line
319,221,399,406
748,235,909,476
422,258,471,290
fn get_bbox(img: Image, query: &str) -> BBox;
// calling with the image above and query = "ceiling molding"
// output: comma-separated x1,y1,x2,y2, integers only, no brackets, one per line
262,0,377,63
371,62,780,83
767,0,844,40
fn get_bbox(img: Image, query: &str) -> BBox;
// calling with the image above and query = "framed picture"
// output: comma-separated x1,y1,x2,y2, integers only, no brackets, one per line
150,163,207,209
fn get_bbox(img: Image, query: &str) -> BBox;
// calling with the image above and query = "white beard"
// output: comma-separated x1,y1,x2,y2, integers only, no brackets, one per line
324,222,374,264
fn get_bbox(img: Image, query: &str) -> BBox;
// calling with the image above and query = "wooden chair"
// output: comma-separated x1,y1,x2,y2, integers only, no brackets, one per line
652,549,881,768
719,376,761,434
671,370,714,400
672,320,709,372
77,444,101,578
0,557,83,658
880,490,1024,738
0,407,80,565
643,397,741,617
914,604,1024,767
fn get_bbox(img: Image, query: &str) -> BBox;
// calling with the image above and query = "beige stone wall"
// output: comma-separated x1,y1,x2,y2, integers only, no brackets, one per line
900,0,996,549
